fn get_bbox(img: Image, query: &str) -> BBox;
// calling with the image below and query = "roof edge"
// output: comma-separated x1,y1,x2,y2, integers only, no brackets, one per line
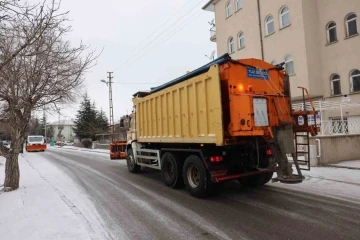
202,0,216,12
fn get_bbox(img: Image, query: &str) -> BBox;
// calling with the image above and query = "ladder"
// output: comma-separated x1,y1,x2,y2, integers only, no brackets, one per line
292,87,319,171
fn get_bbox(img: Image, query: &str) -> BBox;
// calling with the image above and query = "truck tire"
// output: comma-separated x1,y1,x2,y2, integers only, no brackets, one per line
261,172,274,185
126,148,140,173
183,155,212,198
161,152,184,188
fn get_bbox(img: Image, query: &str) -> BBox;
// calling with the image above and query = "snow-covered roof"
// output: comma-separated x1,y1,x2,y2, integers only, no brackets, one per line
48,120,75,126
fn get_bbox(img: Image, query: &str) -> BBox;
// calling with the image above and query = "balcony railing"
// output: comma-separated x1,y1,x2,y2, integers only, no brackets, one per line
319,119,360,135
210,26,216,42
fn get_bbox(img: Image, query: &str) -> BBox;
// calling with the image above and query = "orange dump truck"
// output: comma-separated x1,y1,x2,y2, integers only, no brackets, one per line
110,140,127,159
26,135,47,152
123,54,318,198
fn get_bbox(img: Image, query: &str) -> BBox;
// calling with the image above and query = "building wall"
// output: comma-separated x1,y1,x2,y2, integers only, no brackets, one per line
310,134,360,164
208,0,360,101
259,0,310,98
316,0,360,99
51,125,75,142
214,0,262,60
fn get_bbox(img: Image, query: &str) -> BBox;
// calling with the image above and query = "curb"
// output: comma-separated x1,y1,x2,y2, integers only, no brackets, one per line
323,164,360,170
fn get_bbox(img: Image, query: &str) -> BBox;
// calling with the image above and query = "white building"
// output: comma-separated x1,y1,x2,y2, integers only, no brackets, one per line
48,120,75,141
203,0,360,135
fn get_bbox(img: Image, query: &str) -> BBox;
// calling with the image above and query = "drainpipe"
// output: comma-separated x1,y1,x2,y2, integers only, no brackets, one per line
257,0,264,60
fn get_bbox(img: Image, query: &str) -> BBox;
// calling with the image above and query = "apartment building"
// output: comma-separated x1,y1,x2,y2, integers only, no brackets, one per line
203,0,360,134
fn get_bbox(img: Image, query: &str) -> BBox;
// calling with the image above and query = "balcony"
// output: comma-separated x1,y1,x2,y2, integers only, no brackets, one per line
210,26,216,42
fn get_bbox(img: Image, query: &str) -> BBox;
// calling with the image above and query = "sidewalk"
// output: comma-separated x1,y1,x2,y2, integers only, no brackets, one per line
0,156,92,240
325,160,360,170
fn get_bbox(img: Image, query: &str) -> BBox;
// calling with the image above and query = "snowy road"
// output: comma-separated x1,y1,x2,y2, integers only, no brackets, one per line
42,147,360,240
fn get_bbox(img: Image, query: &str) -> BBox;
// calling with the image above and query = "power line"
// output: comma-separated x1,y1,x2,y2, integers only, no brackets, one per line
113,0,206,73
114,10,205,75
127,0,197,52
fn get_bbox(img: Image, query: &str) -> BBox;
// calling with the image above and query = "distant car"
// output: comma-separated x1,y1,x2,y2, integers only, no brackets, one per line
64,141,74,146
1,141,10,149
55,141,65,146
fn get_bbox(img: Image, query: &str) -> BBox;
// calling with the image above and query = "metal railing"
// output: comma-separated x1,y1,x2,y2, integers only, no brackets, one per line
319,119,360,135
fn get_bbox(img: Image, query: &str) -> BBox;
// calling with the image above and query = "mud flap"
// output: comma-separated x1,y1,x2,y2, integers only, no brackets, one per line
270,124,304,184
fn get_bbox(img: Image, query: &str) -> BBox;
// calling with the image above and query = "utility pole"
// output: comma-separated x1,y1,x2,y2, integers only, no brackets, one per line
57,109,61,142
43,105,47,143
108,72,114,143
101,72,115,143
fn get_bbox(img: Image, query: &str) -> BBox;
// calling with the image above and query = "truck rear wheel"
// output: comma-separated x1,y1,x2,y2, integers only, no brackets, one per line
126,148,140,173
183,155,212,198
261,172,274,185
161,152,184,188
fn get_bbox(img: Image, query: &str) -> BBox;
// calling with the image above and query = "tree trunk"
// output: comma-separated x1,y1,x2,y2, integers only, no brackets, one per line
4,131,22,190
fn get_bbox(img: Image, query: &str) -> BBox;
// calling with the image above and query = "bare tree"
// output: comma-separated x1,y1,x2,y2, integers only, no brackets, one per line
0,0,100,191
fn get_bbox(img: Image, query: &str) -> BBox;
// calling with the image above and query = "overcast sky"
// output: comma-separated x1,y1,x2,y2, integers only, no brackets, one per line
34,0,216,123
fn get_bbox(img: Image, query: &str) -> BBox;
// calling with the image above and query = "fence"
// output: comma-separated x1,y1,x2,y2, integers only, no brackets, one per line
292,100,360,136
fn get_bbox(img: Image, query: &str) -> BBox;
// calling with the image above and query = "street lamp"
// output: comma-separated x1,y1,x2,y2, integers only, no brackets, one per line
100,72,114,142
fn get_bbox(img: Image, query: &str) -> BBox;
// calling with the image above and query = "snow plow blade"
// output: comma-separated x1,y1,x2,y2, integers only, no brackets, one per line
26,144,47,152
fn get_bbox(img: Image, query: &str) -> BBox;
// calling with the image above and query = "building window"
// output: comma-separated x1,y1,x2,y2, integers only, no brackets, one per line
235,0,242,11
226,1,232,18
265,15,275,35
331,117,348,134
238,32,245,49
280,6,290,28
228,37,234,53
346,13,358,37
284,55,295,75
330,74,341,95
326,22,337,43
350,69,360,92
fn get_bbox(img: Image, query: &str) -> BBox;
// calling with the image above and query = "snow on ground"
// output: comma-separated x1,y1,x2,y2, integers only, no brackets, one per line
50,145,110,155
0,156,92,240
327,160,360,169
273,165,360,203
0,154,112,240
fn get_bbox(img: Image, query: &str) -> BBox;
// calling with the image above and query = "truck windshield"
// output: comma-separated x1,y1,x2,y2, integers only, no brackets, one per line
28,137,43,142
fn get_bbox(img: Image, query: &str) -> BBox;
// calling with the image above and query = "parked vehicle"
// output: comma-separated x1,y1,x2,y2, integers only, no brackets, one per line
122,54,318,198
55,141,65,146
64,140,74,146
26,135,46,152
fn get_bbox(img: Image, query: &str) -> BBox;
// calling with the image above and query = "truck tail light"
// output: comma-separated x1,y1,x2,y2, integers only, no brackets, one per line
266,149,273,156
210,156,223,163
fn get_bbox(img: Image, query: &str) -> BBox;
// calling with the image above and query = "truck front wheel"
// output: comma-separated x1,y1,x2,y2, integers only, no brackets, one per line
183,155,212,198
161,152,184,188
126,149,140,173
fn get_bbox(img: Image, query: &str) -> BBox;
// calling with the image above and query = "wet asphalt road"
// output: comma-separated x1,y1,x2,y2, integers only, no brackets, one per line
44,149,360,240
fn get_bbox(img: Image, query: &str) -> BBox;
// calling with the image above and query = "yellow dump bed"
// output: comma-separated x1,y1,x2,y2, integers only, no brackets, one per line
133,64,224,146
